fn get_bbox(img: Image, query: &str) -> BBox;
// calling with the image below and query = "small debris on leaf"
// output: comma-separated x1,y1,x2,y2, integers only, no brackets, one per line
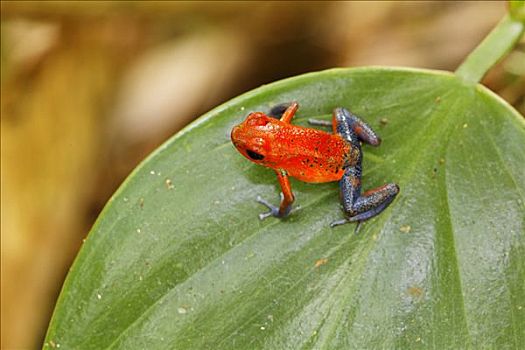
399,225,411,233
315,258,328,268
407,286,423,297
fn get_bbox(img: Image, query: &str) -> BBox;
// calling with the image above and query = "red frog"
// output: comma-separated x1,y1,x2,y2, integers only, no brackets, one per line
231,102,399,228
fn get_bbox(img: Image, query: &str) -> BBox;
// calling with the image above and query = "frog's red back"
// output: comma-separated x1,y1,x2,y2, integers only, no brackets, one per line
231,113,352,183
269,123,350,182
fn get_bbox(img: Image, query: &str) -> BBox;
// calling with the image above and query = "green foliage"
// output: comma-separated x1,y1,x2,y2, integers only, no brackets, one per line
45,12,524,350
510,0,525,22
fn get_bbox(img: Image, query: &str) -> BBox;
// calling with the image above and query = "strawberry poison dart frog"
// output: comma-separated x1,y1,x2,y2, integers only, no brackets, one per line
231,102,399,228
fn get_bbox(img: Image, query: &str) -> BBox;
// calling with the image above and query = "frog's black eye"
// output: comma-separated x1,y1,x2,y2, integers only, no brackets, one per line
246,149,265,160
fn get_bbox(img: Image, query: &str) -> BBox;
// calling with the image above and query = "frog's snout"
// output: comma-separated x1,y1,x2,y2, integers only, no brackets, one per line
231,124,243,149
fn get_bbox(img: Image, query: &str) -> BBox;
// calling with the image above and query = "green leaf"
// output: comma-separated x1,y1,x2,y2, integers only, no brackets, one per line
45,67,525,349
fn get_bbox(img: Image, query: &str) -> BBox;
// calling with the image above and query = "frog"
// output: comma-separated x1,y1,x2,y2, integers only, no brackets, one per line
230,102,399,228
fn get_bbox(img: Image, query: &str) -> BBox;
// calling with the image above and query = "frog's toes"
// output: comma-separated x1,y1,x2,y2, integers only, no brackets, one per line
330,218,349,228
289,204,301,215
330,218,364,234
256,196,280,220
259,210,277,220
256,195,275,209
308,118,332,127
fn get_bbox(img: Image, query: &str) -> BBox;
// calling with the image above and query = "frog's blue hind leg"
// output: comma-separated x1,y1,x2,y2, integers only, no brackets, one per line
331,169,399,228
333,107,381,146
331,107,399,229
310,107,381,146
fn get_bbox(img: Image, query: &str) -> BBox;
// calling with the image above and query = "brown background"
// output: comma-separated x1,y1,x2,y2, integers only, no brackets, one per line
1,1,524,349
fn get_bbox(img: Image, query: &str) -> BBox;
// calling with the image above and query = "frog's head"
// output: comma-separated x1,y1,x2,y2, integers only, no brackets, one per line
231,112,279,166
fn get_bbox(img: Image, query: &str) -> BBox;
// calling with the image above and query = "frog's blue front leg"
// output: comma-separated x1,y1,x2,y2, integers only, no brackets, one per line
331,107,399,229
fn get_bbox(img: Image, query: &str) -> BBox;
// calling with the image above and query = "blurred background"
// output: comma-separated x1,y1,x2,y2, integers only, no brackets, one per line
1,1,523,349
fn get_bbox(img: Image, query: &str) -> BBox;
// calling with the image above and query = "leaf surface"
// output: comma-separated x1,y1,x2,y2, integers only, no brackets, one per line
45,68,525,349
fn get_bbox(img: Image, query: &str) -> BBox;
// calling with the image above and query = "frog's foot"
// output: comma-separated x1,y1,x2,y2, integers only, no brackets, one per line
308,118,332,127
329,218,349,228
256,195,280,220
330,179,399,228
256,193,294,220
330,219,364,234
